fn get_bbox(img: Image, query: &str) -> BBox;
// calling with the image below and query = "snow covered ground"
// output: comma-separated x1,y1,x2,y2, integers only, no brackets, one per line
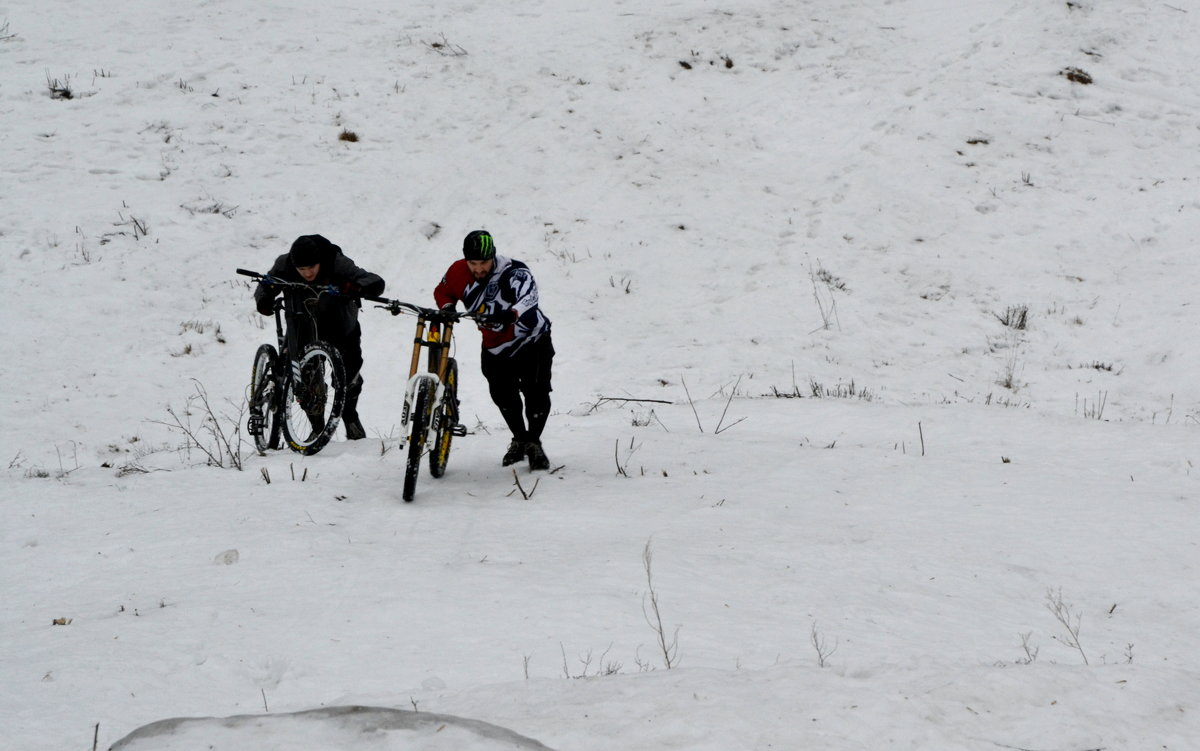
1,0,1197,748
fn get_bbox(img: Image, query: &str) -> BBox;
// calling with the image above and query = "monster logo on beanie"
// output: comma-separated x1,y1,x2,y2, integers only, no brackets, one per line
462,230,496,261
289,234,332,267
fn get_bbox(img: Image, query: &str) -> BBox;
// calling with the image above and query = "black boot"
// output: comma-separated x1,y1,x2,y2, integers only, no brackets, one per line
343,375,365,440
343,415,366,440
502,440,527,466
526,440,550,471
296,369,328,443
305,411,326,443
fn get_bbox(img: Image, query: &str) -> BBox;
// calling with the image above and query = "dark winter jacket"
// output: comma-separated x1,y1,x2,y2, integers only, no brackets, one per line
253,236,385,341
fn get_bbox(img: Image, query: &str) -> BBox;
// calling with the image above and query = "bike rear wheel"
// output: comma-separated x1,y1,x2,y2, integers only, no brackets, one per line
281,342,346,455
429,358,459,479
403,377,434,502
248,344,282,453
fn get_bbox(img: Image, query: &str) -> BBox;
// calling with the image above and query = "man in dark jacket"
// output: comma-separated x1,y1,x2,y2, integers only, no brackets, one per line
253,234,385,440
434,230,554,470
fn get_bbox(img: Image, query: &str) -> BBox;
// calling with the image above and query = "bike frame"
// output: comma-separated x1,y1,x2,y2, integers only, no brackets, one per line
238,267,346,452
366,296,477,500
269,298,307,427
366,297,471,444
247,277,311,403
400,310,458,443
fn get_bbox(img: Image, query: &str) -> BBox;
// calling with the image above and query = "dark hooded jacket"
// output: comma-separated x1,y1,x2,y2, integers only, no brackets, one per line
254,235,385,341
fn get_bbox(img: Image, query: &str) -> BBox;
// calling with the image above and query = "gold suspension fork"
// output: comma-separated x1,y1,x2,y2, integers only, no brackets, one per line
408,317,427,379
434,320,455,383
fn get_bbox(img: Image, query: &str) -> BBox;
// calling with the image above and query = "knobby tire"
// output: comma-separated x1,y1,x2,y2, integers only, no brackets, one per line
281,342,346,456
403,378,434,502
249,344,282,453
429,358,459,479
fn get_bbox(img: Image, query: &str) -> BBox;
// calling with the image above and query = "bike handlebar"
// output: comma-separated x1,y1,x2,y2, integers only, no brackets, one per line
238,268,309,289
236,268,351,298
364,295,481,324
238,270,481,322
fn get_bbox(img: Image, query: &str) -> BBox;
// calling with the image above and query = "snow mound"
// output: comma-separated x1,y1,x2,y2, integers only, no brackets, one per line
109,705,556,751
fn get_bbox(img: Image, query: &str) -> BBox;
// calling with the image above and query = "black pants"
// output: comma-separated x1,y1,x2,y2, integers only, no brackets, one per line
480,334,554,443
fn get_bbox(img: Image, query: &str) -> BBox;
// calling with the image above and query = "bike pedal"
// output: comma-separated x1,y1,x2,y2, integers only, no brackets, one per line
450,424,468,437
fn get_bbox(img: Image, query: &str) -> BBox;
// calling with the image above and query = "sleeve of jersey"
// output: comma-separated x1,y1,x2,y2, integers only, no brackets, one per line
508,269,539,319
433,262,470,308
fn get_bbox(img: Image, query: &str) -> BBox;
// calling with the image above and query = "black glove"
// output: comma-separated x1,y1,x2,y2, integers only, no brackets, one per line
479,308,517,327
435,302,458,322
256,277,277,315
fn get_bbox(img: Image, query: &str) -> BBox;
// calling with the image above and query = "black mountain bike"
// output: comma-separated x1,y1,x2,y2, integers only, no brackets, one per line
237,268,347,455
368,297,477,501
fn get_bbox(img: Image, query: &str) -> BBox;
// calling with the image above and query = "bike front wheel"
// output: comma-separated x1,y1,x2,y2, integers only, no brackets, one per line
248,344,282,453
403,377,434,502
429,358,459,479
281,342,346,455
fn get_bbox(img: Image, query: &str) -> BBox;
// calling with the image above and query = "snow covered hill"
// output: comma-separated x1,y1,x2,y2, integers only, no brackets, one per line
1,1,1197,749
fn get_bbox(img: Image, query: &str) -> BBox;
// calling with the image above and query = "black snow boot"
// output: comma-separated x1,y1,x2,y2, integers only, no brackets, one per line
526,440,550,471
304,412,326,443
343,375,366,440
343,415,366,440
502,440,527,467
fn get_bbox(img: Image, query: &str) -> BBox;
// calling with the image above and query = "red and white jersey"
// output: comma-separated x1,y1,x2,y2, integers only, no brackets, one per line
434,255,551,355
